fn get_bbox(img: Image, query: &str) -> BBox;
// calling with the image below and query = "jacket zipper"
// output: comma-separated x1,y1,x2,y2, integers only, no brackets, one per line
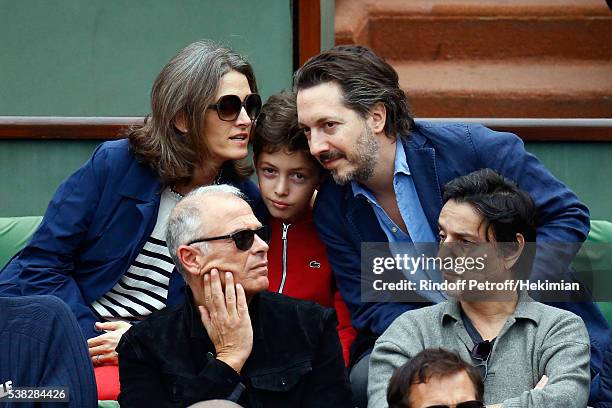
278,223,291,293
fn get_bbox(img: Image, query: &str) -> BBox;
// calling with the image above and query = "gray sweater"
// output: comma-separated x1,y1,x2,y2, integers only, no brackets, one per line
368,292,591,408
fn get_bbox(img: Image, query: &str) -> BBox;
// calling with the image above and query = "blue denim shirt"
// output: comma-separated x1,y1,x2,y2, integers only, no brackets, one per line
351,140,436,244
351,141,445,302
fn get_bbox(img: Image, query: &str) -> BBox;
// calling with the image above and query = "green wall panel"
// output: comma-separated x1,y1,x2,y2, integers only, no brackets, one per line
525,143,612,222
0,140,101,216
0,0,293,116
0,0,294,216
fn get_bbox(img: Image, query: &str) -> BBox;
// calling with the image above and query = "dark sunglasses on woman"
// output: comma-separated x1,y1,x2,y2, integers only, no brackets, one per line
425,401,485,408
209,93,262,122
187,226,269,251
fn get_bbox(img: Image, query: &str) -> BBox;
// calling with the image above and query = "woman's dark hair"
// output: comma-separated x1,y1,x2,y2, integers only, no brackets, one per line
443,168,537,275
387,348,484,408
127,39,257,186
293,45,414,139
252,90,324,175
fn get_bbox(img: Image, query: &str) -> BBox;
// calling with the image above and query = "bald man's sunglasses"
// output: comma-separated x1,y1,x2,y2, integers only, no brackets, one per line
425,401,485,408
187,226,269,251
209,93,262,122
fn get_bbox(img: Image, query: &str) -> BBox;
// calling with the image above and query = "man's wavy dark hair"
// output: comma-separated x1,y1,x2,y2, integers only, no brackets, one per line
443,168,537,276
293,45,414,139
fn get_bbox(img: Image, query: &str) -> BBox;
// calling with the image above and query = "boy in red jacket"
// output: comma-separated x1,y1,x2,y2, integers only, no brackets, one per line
253,90,356,365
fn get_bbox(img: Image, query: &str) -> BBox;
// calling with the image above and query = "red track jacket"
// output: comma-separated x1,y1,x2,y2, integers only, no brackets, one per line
266,211,356,366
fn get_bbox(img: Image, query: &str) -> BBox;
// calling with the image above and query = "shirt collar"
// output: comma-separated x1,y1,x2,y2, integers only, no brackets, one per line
441,290,539,326
393,139,411,176
351,180,375,200
351,140,411,198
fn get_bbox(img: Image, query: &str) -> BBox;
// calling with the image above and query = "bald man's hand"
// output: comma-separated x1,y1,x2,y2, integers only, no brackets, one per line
199,269,253,374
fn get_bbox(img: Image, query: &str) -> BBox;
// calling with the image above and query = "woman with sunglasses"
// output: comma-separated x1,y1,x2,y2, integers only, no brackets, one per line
0,39,265,401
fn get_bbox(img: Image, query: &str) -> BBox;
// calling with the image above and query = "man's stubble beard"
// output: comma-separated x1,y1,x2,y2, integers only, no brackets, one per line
332,123,380,185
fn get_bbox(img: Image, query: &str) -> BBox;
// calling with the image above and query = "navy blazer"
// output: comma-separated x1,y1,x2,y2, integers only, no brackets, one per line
313,121,609,378
0,139,264,339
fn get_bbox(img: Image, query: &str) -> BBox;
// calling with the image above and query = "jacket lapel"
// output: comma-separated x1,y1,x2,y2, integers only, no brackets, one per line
344,189,387,242
115,158,165,283
119,158,161,249
403,136,443,240
118,157,161,202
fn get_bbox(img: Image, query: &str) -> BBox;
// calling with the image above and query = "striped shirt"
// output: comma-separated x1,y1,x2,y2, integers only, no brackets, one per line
91,188,181,321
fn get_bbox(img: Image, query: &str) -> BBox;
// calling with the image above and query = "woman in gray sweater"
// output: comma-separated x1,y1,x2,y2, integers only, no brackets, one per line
368,169,591,408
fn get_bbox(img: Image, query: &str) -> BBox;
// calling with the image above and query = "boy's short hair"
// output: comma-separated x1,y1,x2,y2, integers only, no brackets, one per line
253,90,324,174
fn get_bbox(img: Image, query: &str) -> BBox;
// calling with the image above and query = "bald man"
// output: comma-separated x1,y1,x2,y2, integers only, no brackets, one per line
117,185,352,408
187,400,242,408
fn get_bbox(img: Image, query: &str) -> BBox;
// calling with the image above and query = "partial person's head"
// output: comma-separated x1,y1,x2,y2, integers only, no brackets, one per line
253,90,325,222
166,185,269,300
187,400,243,408
294,45,414,185
128,39,261,185
439,169,537,288
387,348,484,408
